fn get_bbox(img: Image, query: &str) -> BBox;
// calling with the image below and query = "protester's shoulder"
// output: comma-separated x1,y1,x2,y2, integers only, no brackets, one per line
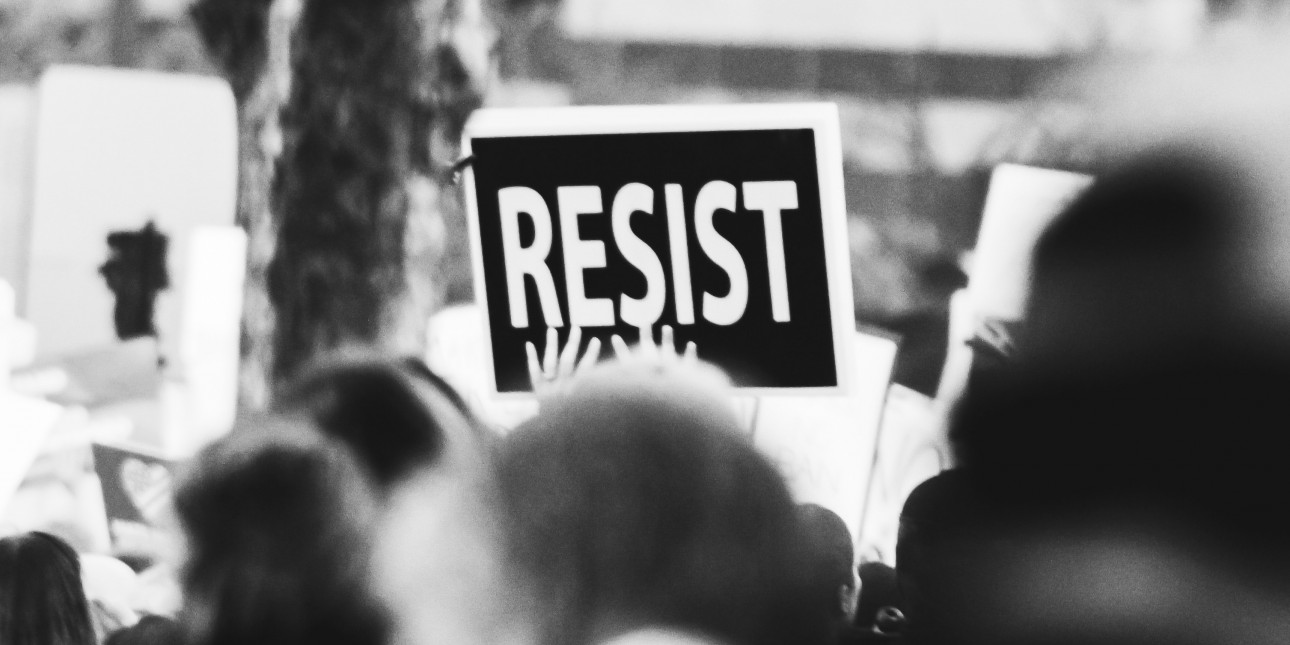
599,628,731,645
836,625,902,645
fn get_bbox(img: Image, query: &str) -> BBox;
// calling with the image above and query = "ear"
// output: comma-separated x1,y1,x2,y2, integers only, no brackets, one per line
839,571,861,620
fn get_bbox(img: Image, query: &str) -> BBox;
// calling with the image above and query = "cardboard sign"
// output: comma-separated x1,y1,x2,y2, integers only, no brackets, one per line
967,164,1093,321
425,303,541,431
937,164,1092,405
25,66,237,360
91,442,177,551
463,104,854,395
0,85,35,296
855,384,949,565
753,330,898,548
0,394,63,520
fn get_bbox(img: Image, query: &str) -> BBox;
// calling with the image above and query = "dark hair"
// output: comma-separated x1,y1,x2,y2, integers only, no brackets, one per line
951,147,1290,530
105,615,181,645
796,504,855,620
275,354,489,491
496,363,827,645
0,531,96,645
174,415,386,645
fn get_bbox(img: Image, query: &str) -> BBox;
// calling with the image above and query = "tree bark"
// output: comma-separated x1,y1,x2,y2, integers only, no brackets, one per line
190,0,296,409
267,0,450,389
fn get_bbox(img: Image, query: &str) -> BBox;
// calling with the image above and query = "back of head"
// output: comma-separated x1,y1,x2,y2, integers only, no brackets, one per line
953,147,1290,533
895,471,1005,642
275,354,489,491
497,359,826,645
174,415,386,645
0,531,95,645
946,144,1290,643
105,615,181,645
795,504,856,621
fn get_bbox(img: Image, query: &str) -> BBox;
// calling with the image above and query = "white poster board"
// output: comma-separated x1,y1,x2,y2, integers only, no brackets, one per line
25,66,237,361
0,85,36,298
0,393,64,520
753,330,898,548
938,164,1093,405
967,164,1094,321
855,383,948,565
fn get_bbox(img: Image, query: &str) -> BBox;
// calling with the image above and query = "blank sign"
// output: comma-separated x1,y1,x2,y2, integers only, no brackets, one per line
25,65,237,360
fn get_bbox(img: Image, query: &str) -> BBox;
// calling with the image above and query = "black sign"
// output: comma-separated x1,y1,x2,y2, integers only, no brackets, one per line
466,110,850,394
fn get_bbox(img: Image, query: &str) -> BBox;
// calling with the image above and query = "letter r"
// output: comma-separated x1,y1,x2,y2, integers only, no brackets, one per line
498,187,563,329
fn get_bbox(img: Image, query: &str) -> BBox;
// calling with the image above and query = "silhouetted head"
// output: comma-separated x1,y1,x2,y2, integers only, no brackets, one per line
276,354,490,491
174,415,386,645
796,503,858,622
0,531,95,645
946,144,1290,644
104,615,181,645
496,359,826,645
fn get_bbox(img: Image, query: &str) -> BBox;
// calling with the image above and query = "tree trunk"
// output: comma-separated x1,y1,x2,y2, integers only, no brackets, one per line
267,0,450,389
190,0,296,409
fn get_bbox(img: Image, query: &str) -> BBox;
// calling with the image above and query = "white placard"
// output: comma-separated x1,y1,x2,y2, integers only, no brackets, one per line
0,393,64,519
968,164,1093,321
425,304,539,431
856,384,948,565
753,330,898,548
937,164,1092,409
0,85,36,300
25,66,237,360
173,226,247,452
1,280,12,389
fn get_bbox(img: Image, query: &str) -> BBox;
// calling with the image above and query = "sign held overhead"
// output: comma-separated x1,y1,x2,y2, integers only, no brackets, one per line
462,104,854,395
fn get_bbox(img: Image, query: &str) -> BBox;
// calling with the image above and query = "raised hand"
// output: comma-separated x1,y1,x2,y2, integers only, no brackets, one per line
526,326,602,396
610,324,697,363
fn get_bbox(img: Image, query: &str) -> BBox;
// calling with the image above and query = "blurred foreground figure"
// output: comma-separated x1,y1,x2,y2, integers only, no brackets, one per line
174,416,386,645
105,615,181,645
797,504,869,645
944,64,1290,643
0,532,96,645
494,358,828,645
276,354,490,492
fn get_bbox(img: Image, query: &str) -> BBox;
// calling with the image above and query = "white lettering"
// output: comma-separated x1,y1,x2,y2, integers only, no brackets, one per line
742,181,797,323
612,183,666,327
694,181,748,326
558,186,616,327
498,186,563,329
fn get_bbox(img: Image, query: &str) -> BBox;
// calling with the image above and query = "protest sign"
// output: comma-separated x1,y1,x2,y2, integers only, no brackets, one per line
91,442,177,552
0,394,63,521
25,66,237,361
173,226,247,451
0,85,35,297
966,164,1093,321
425,303,540,431
753,330,898,547
462,104,854,395
855,383,948,565
937,164,1092,404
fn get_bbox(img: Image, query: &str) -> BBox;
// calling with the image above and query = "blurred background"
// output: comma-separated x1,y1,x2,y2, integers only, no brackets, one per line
6,0,1273,394
4,0,1290,565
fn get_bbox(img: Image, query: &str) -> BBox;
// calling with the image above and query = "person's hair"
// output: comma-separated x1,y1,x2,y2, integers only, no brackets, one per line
275,354,489,491
104,615,181,645
0,531,96,645
796,504,855,621
174,414,387,645
854,561,899,630
496,360,827,645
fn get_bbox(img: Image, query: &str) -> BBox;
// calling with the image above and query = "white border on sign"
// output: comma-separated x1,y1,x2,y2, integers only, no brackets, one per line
461,103,855,399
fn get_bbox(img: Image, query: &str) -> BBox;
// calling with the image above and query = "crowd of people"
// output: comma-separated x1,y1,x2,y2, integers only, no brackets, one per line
8,26,1290,645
